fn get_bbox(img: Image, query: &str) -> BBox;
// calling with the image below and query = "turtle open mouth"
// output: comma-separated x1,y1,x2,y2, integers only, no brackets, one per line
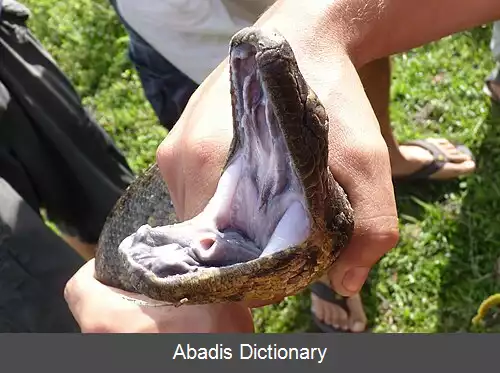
118,35,311,278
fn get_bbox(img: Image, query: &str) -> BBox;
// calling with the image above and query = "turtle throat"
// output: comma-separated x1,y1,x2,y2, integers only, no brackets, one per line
118,44,311,278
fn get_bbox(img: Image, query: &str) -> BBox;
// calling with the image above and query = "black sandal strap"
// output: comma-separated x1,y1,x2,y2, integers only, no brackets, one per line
309,281,348,308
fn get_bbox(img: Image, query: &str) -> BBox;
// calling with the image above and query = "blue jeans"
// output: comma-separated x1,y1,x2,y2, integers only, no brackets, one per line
109,0,199,130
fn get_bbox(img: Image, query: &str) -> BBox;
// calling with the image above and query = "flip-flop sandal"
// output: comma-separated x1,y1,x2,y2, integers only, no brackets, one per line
484,65,500,104
393,139,475,182
309,282,369,333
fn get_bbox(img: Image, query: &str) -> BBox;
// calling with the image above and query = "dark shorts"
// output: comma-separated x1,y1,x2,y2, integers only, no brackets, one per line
110,0,199,130
0,4,134,331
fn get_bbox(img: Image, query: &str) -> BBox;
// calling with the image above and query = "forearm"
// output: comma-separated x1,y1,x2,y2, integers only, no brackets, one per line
254,0,500,68
347,0,500,66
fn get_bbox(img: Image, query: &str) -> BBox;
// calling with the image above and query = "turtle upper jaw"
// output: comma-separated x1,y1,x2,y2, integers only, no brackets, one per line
117,29,312,279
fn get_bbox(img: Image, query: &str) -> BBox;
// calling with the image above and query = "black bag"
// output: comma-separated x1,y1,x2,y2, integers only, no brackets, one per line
0,0,31,24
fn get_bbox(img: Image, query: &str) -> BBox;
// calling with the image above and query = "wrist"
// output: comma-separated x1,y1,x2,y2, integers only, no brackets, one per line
252,1,357,107
251,1,390,183
253,0,376,70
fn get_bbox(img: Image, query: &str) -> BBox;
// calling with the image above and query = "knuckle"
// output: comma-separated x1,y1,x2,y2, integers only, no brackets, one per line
156,135,178,183
157,135,220,184
365,220,400,252
375,225,400,249
156,134,224,219
63,281,72,304
349,141,391,178
63,275,80,307
185,138,220,171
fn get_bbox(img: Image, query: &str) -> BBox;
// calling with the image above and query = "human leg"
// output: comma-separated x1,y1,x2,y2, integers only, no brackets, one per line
109,0,199,131
360,57,475,181
0,9,134,259
484,21,500,103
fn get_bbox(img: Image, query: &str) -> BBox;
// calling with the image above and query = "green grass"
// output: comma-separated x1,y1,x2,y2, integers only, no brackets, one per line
22,0,500,333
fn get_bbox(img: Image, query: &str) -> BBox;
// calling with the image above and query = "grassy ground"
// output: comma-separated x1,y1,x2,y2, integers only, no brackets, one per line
23,0,500,333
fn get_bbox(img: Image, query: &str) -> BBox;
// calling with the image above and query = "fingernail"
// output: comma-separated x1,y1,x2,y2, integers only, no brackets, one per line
342,267,369,293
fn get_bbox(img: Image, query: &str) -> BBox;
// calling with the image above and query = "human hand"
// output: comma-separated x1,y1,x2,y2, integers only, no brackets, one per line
157,46,399,303
64,47,397,334
64,259,254,333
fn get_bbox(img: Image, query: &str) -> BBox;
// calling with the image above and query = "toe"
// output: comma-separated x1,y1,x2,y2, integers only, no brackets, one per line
325,302,339,329
444,146,472,162
429,159,476,180
434,138,453,147
427,138,472,163
311,293,325,321
346,294,367,332
331,304,349,331
311,280,363,332
394,137,476,180
446,151,471,163
311,293,339,329
312,293,344,330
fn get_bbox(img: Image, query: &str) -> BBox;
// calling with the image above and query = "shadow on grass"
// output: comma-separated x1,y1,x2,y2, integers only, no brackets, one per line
359,103,500,334
365,101,500,333
358,156,465,332
434,101,500,332
252,177,466,334
252,125,482,333
253,105,500,335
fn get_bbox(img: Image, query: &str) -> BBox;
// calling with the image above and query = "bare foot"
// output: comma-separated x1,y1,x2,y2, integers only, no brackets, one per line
310,275,367,332
391,138,476,180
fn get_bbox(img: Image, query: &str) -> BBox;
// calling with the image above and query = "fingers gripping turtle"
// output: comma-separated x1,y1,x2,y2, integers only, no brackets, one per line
94,27,354,306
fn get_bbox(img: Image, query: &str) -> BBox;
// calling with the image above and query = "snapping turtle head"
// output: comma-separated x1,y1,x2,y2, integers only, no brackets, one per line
95,27,354,305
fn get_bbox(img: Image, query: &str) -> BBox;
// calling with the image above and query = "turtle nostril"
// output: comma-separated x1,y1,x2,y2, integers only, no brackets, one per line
199,237,216,251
